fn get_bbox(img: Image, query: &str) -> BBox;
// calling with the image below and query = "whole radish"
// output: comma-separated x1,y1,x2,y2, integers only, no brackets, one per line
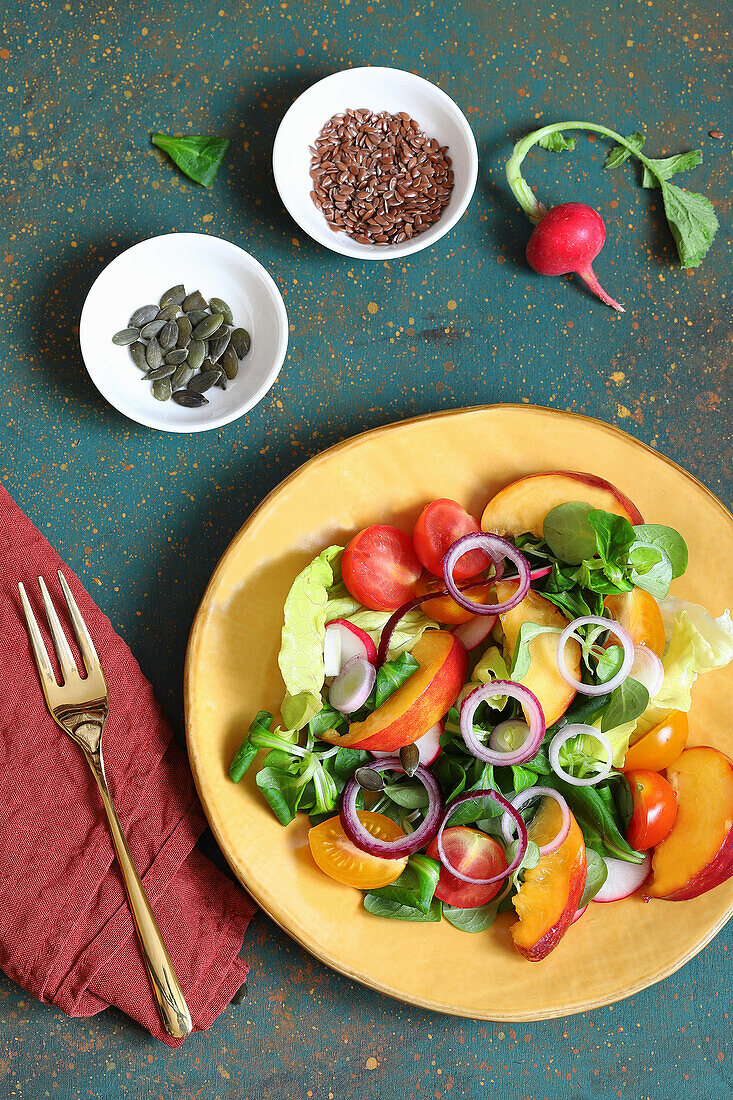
526,203,624,312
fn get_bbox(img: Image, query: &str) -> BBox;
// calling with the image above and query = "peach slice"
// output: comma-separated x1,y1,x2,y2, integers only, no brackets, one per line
603,588,665,658
318,630,467,751
646,746,733,900
511,798,587,961
496,582,581,726
481,471,643,539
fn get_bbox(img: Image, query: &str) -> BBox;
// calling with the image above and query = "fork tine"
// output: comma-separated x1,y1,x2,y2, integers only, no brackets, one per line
18,582,58,688
38,576,78,684
57,571,103,680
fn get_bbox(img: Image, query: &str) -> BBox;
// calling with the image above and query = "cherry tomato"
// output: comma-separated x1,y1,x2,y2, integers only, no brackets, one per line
414,574,493,625
413,499,489,581
625,769,678,851
341,525,421,611
426,826,507,908
308,811,408,889
622,711,689,772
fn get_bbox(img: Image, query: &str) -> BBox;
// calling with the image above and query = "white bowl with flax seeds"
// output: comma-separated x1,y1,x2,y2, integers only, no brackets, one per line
273,67,478,260
79,233,288,433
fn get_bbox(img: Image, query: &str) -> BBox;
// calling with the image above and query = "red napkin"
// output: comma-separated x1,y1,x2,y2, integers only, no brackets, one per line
0,485,255,1044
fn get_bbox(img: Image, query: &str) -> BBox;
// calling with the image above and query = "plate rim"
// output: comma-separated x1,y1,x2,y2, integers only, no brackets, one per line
184,403,733,1020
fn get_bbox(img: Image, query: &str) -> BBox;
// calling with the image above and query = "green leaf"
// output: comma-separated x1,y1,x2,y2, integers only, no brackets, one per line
578,848,608,906
370,652,419,709
660,181,720,268
588,510,635,586
255,766,306,826
363,895,443,921
332,747,370,784
604,131,645,169
151,133,230,188
382,781,430,809
641,149,703,188
545,776,646,864
510,621,562,679
538,132,577,152
601,677,649,731
543,502,597,564
595,645,625,684
632,525,688,579
628,545,672,599
365,854,441,917
279,545,344,729
228,738,258,783
510,764,538,793
443,899,502,933
308,704,348,741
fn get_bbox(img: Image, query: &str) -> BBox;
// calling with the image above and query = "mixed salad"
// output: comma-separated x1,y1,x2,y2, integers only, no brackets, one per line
229,472,733,961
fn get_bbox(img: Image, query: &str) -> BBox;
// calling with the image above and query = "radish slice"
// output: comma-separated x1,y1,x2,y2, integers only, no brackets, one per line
453,614,497,650
572,905,588,924
329,656,376,714
323,626,342,677
325,619,377,669
592,855,651,902
629,644,664,698
549,723,614,787
556,615,635,696
371,721,443,767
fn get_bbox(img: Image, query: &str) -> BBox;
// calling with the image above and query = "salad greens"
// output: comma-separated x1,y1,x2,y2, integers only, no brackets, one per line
151,133,230,188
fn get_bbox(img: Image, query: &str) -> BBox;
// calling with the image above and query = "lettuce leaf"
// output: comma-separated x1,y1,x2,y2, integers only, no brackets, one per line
324,582,438,657
278,545,343,729
653,597,733,712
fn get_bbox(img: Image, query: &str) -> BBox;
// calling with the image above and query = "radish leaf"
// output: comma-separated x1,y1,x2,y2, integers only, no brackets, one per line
604,131,645,169
538,132,576,152
641,149,703,188
151,132,229,188
660,181,720,267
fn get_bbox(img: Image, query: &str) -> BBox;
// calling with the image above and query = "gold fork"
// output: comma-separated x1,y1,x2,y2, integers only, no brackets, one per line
18,571,192,1041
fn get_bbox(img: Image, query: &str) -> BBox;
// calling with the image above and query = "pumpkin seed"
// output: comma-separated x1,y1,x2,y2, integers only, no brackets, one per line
140,319,165,340
220,345,239,380
129,342,148,370
159,283,186,308
145,337,163,369
171,362,194,389
209,296,234,326
208,331,231,362
216,373,227,390
399,743,420,777
188,367,222,394
146,362,176,381
152,378,173,402
112,327,140,346
156,302,180,322
185,309,208,327
164,348,188,365
230,327,251,359
129,304,159,327
159,320,178,350
182,290,208,311
192,312,224,341
176,315,192,347
187,339,206,371
172,389,209,408
355,767,384,792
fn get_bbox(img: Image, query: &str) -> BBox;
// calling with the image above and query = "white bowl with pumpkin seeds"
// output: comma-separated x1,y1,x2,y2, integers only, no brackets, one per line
79,233,288,433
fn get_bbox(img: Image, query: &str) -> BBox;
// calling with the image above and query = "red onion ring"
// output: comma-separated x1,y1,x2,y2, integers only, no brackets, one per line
500,787,571,856
376,576,499,667
460,680,545,765
549,723,614,786
340,758,443,858
629,644,664,698
556,615,635,696
442,533,531,615
436,789,528,884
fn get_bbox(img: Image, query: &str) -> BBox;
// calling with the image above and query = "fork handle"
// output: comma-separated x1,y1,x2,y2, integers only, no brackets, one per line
85,750,193,1040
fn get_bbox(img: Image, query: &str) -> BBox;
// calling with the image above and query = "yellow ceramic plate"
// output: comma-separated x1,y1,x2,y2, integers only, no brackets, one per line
185,405,733,1020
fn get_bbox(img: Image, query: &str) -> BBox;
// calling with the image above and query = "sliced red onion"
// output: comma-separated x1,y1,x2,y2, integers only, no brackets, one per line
436,789,527,884
323,625,342,678
329,656,376,714
376,578,492,667
340,759,443,858
556,615,635,696
460,680,545,765
500,786,571,856
442,534,530,615
452,612,497,651
629,644,664,698
549,723,614,787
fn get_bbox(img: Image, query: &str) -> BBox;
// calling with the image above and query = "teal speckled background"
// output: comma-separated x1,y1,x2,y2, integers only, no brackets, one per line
0,0,731,1096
